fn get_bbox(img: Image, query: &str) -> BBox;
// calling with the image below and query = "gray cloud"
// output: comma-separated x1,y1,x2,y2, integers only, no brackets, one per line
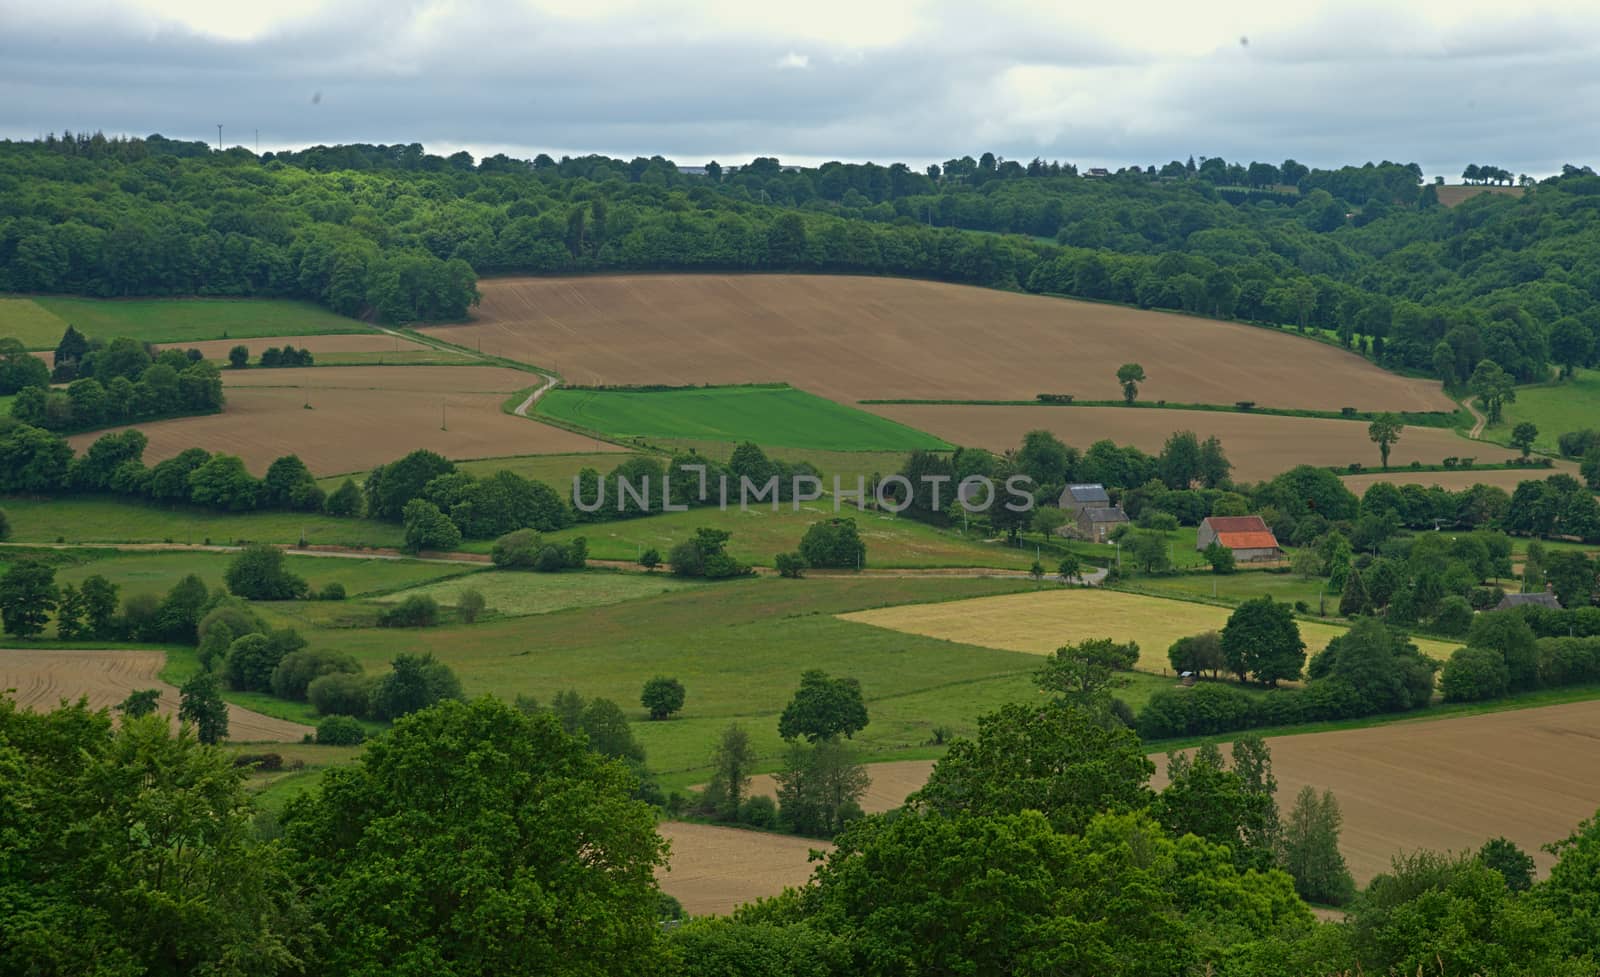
1,0,1596,177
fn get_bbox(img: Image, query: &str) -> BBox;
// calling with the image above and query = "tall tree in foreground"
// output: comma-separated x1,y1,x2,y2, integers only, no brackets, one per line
282,698,667,976
1279,785,1355,906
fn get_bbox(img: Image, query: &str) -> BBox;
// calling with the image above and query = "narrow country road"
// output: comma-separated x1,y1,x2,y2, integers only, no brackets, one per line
1461,396,1487,439
370,324,559,416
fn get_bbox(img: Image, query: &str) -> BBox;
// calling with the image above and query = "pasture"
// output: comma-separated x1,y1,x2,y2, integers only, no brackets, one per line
839,588,1464,672
371,569,702,618
540,504,1040,569
45,549,473,602
865,404,1481,482
29,296,371,345
1495,374,1600,454
67,385,615,476
0,496,407,549
0,296,70,348
538,385,950,452
426,275,1452,412
0,648,311,742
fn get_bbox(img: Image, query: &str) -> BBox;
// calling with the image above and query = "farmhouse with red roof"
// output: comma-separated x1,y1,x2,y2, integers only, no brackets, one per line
1196,515,1283,563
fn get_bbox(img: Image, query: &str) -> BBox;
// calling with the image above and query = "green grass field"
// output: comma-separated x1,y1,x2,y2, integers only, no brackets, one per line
531,504,1039,570
0,496,406,549
28,296,372,347
371,569,702,618
0,393,14,415
45,549,473,601
1494,374,1600,453
537,385,951,451
0,297,71,348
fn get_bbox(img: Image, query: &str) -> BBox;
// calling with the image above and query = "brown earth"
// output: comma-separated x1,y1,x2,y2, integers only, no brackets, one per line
1,648,312,742
423,275,1452,412
1435,185,1525,208
657,821,828,916
67,385,621,476
159,334,441,360
696,697,1600,905
864,404,1478,482
1342,463,1579,495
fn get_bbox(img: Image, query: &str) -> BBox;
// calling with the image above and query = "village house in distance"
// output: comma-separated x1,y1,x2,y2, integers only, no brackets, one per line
1196,514,1284,563
1057,483,1130,543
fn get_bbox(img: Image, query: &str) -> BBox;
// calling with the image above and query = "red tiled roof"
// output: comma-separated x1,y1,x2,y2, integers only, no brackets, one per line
1205,516,1269,533
1216,531,1281,550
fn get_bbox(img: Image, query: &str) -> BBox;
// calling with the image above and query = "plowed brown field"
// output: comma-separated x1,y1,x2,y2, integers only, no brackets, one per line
220,365,535,393
159,334,436,359
864,404,1477,481
1,648,311,741
67,385,619,476
688,698,1600,907
423,275,1452,412
1342,463,1579,495
657,821,826,916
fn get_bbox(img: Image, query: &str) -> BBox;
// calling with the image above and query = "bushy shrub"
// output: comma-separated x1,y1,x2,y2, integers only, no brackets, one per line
774,551,807,578
271,648,362,701
1440,646,1511,702
1536,637,1600,687
798,518,866,569
376,594,440,628
490,528,588,571
223,633,284,692
368,653,463,721
739,795,779,829
225,544,308,601
315,715,367,746
307,672,373,717
318,582,347,601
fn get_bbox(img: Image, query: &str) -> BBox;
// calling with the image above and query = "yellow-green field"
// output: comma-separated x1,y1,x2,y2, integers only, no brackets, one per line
371,569,703,618
0,297,71,348
840,588,1463,673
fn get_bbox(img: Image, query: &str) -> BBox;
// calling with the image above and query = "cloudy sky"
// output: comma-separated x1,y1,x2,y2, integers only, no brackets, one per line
2,0,1596,178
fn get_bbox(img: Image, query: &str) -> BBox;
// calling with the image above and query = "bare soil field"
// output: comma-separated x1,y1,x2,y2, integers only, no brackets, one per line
67,385,619,476
719,697,1600,891
160,334,437,360
220,365,535,393
1342,463,1578,495
426,275,1451,412
658,821,827,916
1,648,311,741
1435,184,1525,208
866,404,1477,482
839,589,1463,672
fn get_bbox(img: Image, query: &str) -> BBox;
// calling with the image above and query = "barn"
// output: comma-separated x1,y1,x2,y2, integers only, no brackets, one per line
1196,515,1283,563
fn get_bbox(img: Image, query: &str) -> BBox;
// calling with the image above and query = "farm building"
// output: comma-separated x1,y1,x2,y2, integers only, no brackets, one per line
1493,586,1562,612
1196,515,1283,563
1058,483,1111,517
1076,506,1130,543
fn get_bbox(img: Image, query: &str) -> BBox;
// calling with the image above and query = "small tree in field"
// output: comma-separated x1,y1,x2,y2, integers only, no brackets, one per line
779,670,868,742
1057,552,1082,584
1221,596,1305,686
640,676,686,720
703,723,758,821
178,671,229,744
456,587,486,624
1367,412,1402,469
1116,362,1146,404
774,551,807,578
638,548,660,572
1511,422,1539,458
227,345,249,369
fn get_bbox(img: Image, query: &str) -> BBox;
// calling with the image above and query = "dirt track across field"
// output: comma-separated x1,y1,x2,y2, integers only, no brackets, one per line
865,404,1479,482
1,648,312,742
425,275,1452,412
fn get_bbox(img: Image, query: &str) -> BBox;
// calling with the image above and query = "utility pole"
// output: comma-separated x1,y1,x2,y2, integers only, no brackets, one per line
216,124,223,151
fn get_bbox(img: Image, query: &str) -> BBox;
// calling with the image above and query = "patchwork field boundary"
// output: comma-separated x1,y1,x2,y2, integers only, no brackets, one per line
858,397,1467,428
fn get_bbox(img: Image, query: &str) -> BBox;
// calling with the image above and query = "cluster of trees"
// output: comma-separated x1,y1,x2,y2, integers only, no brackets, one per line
701,669,871,837
6,333,224,433
227,343,314,368
574,441,821,521
9,136,1600,383
1441,608,1600,703
775,517,868,577
9,675,1600,973
1461,164,1517,185
514,688,663,806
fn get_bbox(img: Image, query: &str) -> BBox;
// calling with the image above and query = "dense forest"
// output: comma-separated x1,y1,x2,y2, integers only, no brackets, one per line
3,133,1599,385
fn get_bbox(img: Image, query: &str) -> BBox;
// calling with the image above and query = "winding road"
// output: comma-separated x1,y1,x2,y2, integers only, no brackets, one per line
1461,396,1487,439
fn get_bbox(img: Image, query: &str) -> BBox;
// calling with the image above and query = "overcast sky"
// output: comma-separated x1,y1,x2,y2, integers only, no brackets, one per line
2,0,1596,179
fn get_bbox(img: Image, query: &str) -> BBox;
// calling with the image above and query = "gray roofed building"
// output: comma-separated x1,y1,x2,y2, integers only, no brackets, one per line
1059,483,1111,515
1075,505,1130,543
1493,585,1563,611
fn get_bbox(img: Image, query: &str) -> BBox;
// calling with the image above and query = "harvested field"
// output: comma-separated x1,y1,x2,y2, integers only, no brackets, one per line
1343,463,1578,495
1,648,311,742
727,697,1600,889
1435,184,1525,208
159,333,440,359
1148,698,1600,884
866,404,1476,481
657,821,827,916
839,589,1463,672
66,385,619,476
221,365,534,393
427,275,1451,412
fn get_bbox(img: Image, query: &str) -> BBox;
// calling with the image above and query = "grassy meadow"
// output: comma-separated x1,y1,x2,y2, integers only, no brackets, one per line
537,385,951,451
0,296,71,348
28,296,372,346
1494,374,1600,453
0,496,407,549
